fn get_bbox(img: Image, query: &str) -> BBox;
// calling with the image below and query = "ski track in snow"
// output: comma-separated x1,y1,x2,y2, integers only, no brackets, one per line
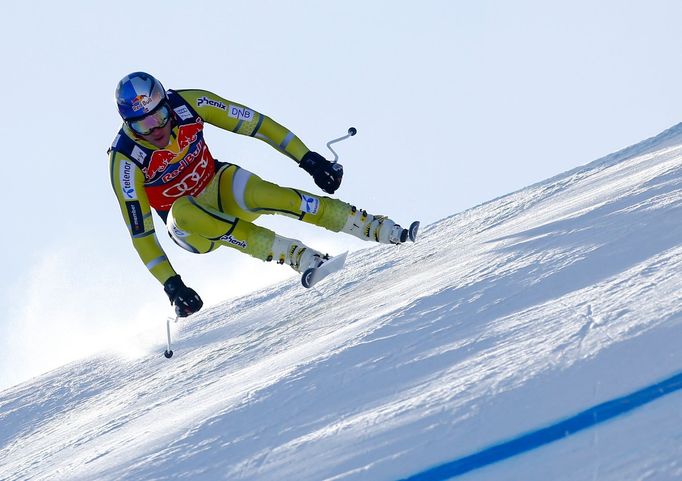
1,124,682,480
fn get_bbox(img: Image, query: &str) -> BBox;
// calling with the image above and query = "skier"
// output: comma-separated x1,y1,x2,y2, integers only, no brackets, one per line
109,72,418,318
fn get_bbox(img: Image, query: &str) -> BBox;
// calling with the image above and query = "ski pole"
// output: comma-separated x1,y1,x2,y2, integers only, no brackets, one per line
326,127,357,163
164,316,177,358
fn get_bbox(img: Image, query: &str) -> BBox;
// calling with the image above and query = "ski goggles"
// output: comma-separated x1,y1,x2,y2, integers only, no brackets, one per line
127,102,172,136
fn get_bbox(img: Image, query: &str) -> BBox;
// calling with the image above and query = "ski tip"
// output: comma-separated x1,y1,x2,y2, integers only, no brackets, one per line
408,221,420,242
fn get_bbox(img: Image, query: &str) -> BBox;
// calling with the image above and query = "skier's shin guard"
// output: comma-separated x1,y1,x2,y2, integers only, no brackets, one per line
301,197,402,245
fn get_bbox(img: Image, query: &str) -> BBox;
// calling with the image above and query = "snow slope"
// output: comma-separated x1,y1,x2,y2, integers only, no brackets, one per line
1,124,681,481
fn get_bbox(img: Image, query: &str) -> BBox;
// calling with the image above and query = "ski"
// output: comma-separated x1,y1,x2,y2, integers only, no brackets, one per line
301,251,348,288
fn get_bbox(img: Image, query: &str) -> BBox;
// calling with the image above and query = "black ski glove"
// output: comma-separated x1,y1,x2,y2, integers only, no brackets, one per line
163,275,203,318
299,151,343,194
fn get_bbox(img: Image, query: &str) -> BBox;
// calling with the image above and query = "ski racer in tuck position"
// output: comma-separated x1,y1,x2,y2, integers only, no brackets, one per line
109,72,418,317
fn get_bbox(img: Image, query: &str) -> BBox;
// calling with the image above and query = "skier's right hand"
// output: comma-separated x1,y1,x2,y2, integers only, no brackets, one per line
163,275,203,318
299,151,343,194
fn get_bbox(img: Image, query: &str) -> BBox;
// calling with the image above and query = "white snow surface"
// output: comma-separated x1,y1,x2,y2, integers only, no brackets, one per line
2,124,682,481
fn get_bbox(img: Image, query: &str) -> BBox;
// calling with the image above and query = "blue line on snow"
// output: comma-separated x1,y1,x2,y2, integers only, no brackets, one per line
398,370,682,481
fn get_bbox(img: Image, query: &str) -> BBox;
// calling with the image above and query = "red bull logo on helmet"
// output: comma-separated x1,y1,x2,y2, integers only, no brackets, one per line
132,94,154,113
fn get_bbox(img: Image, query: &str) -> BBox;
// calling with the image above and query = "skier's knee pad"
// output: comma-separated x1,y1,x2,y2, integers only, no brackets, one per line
168,196,194,231
167,197,220,254
168,219,216,254
170,196,238,235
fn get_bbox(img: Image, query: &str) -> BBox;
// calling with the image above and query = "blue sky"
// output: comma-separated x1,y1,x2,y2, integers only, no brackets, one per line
2,0,682,389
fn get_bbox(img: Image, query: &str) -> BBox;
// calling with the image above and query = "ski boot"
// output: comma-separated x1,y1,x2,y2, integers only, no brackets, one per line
341,207,420,244
269,234,327,273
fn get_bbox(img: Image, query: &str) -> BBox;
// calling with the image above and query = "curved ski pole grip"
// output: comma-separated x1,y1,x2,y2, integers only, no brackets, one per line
326,127,357,163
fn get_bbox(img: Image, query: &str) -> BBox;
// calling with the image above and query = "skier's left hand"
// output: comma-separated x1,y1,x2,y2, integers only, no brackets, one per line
163,275,203,317
299,151,343,194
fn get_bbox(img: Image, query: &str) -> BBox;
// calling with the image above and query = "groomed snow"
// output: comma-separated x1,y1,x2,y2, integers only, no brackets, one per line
1,124,681,481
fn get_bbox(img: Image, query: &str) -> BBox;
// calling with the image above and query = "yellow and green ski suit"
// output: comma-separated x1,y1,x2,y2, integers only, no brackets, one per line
109,89,367,286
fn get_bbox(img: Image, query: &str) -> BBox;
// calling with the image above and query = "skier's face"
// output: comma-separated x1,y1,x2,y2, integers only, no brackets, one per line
128,101,173,148
140,120,172,148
